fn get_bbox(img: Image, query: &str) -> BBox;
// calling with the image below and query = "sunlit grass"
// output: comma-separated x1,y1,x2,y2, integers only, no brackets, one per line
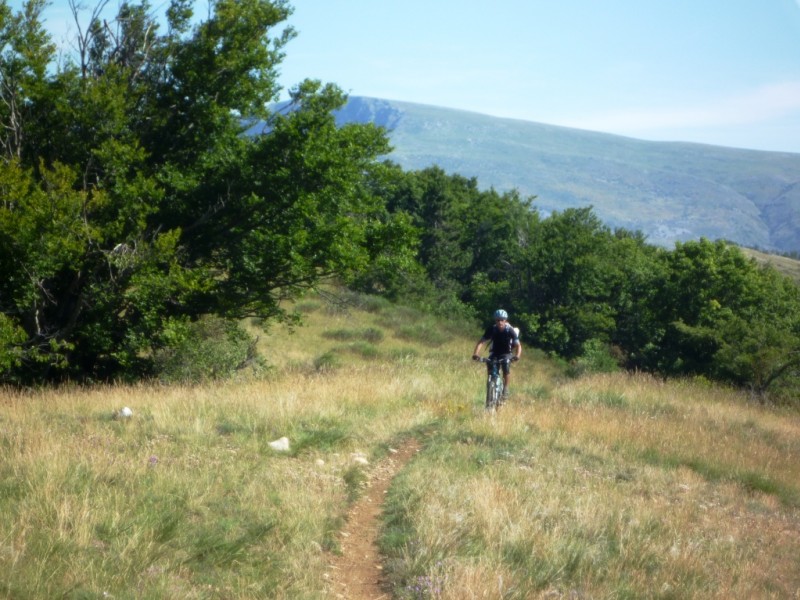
0,366,437,598
382,366,800,599
2,290,799,598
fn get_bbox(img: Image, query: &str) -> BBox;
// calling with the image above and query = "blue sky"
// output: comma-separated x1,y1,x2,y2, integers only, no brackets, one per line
13,0,800,153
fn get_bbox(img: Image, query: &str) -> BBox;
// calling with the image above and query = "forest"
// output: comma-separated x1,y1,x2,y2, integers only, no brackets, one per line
1,0,799,402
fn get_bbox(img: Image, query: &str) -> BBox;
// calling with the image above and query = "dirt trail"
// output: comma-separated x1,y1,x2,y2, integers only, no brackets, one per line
326,439,421,599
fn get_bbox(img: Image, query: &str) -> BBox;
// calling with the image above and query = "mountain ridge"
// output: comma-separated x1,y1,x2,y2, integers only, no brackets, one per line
334,97,800,252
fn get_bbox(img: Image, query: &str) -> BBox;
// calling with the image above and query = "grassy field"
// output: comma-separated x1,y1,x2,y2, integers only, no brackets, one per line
1,291,799,599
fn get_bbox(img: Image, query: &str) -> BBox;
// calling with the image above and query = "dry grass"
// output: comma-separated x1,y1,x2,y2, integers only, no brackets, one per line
0,369,436,598
2,291,799,598
739,247,800,284
384,367,800,599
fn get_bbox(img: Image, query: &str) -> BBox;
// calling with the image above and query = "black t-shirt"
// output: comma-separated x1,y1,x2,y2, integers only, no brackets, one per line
481,324,519,356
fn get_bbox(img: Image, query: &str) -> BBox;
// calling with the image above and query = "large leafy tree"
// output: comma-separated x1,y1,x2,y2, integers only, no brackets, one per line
649,239,800,398
488,207,632,357
368,165,540,319
384,167,475,292
0,0,401,382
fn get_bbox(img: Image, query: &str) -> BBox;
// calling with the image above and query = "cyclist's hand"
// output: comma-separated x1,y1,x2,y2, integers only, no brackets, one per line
511,356,519,362
472,355,480,361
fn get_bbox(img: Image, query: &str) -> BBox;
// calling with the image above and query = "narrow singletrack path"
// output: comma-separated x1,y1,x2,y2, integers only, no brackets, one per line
327,439,421,599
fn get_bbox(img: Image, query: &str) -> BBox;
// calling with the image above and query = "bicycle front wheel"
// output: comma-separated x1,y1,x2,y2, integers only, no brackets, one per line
486,375,501,411
496,377,505,405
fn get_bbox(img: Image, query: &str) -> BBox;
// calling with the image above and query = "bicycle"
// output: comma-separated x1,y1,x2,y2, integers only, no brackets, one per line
476,357,510,412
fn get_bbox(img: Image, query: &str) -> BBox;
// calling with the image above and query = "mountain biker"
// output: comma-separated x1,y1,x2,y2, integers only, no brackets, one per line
472,309,522,401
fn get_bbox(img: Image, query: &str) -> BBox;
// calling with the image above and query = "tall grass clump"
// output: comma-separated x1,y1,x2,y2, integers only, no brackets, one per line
567,338,621,377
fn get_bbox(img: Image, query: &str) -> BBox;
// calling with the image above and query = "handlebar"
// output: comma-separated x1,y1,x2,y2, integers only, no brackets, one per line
474,356,518,364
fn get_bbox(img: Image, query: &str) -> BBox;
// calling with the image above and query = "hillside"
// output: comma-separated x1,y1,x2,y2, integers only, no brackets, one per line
1,291,799,597
335,97,800,252
740,247,800,284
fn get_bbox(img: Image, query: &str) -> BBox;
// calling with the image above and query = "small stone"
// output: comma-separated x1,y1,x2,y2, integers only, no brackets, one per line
268,437,290,452
351,452,369,465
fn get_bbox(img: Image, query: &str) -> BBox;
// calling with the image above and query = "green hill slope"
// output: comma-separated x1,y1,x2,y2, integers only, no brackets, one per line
336,97,800,252
740,247,800,284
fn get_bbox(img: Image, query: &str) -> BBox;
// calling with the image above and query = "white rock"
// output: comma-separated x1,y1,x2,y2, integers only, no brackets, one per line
117,407,133,418
351,453,369,465
268,436,290,452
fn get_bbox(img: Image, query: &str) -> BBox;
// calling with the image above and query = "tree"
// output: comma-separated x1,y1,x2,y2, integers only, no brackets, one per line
372,165,541,320
0,0,54,161
0,1,404,383
186,80,394,319
644,239,800,398
385,167,475,291
594,229,669,370
496,207,624,357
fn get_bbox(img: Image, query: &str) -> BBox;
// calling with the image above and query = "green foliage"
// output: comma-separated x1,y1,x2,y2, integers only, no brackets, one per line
314,351,341,371
372,164,800,403
323,327,384,343
152,315,262,383
569,339,621,377
0,1,408,383
0,314,25,373
1,1,798,401
647,240,800,398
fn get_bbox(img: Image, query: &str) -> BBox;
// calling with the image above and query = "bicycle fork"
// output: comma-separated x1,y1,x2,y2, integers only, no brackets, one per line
486,364,504,412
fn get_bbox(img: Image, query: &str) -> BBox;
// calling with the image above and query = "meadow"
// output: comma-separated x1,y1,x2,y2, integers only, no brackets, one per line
1,292,798,599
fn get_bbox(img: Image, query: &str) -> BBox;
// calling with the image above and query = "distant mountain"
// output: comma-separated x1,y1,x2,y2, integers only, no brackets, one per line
334,97,800,252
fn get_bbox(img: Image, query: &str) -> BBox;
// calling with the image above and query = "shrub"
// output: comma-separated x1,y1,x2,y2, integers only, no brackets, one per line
314,351,341,371
322,327,385,343
346,342,381,359
568,339,620,377
153,316,262,383
394,323,446,347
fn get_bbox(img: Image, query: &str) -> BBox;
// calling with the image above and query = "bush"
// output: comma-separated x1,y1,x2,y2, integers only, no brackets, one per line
345,341,381,359
322,327,385,343
568,339,620,377
322,289,392,315
394,323,447,347
153,316,262,383
314,351,341,371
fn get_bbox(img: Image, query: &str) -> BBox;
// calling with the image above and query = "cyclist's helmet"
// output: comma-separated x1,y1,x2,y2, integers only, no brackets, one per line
493,309,508,320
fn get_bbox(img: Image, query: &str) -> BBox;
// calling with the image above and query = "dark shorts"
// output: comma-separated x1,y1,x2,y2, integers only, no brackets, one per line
489,354,513,375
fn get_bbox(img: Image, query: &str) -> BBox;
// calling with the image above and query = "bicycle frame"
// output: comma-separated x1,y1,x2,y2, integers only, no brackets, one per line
479,357,508,412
